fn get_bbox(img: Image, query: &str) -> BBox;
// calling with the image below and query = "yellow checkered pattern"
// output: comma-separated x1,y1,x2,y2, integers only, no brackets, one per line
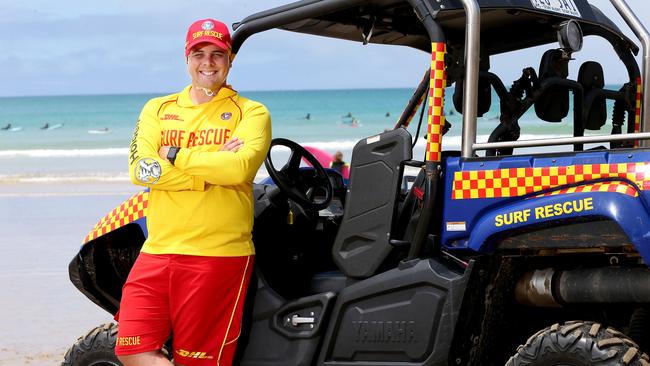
635,77,642,147
400,92,426,128
425,42,447,163
532,182,638,198
83,191,149,244
452,162,650,199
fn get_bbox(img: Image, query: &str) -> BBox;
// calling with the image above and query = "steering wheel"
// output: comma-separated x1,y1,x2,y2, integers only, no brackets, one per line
265,138,333,210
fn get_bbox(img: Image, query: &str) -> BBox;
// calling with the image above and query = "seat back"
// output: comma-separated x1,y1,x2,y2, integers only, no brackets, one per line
535,49,570,122
578,61,607,130
332,128,412,278
453,76,492,117
393,169,425,241
451,49,492,117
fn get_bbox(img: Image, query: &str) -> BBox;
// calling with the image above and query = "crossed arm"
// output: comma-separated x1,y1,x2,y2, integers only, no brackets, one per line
128,99,271,191
170,103,271,186
158,137,243,161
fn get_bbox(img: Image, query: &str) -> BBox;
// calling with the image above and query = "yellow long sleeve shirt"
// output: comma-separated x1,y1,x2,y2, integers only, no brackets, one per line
128,85,271,257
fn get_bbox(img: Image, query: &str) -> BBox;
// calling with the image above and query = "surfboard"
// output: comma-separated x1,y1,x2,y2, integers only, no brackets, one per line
44,123,64,130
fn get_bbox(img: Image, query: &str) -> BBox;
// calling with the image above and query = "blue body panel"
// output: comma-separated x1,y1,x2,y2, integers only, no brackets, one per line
133,216,148,238
441,150,650,262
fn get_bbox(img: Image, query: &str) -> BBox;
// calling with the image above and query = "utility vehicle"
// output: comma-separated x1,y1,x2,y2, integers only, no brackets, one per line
63,0,650,365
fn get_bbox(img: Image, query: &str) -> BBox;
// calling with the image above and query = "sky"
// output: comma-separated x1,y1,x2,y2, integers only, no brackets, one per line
0,0,648,97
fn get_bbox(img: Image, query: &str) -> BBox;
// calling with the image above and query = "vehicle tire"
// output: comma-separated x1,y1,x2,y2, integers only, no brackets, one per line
61,323,122,366
506,321,650,366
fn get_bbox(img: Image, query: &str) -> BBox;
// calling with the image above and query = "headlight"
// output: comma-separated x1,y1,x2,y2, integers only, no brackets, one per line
557,20,583,52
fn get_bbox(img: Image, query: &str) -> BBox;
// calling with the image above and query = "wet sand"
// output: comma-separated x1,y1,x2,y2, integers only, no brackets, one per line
0,181,141,365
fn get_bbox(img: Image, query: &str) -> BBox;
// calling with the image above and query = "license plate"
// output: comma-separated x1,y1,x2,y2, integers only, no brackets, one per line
530,0,582,18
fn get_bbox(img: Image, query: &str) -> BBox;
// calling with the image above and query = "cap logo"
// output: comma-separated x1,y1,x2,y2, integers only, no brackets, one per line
221,112,232,120
202,21,214,31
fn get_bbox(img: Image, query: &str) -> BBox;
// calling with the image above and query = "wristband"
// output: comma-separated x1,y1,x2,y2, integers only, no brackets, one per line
167,147,181,165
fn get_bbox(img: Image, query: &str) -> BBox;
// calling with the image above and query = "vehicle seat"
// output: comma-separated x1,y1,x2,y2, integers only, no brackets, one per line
451,49,493,117
535,49,570,122
578,61,607,131
393,169,425,241
453,73,493,117
330,128,413,279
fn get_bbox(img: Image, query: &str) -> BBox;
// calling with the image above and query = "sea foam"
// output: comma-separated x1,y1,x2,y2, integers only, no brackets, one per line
0,148,129,158
0,134,575,159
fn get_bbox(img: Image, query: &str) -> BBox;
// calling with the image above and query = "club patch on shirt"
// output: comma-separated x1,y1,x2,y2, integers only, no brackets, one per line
221,112,232,120
134,158,161,184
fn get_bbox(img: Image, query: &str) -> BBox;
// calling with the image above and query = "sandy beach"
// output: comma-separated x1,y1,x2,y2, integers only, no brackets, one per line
0,181,141,365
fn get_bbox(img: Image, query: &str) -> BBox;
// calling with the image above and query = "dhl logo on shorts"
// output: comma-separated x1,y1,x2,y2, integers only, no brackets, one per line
452,162,650,199
175,349,214,359
83,191,149,243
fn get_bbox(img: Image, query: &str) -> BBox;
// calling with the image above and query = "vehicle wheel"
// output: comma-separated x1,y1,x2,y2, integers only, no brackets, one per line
62,323,122,366
506,321,650,366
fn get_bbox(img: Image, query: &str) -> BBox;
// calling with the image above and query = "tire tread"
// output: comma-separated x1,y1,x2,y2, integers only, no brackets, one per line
61,323,121,366
506,321,650,366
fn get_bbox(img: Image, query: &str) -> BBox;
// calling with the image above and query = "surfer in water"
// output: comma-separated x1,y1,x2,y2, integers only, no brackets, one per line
88,127,111,134
1,123,10,130
41,123,64,130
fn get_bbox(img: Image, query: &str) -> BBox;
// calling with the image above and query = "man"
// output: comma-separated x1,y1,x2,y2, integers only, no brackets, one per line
116,18,271,366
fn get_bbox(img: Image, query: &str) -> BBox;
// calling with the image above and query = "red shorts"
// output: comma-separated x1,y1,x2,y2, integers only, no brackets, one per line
115,253,254,366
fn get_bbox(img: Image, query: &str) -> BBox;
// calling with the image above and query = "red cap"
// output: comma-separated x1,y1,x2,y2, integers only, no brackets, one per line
185,19,231,57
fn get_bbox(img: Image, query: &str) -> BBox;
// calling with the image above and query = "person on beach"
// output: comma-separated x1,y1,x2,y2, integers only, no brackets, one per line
117,18,271,366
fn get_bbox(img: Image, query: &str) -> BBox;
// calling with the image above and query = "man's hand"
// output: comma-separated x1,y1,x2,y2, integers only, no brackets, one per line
159,146,170,160
220,137,244,152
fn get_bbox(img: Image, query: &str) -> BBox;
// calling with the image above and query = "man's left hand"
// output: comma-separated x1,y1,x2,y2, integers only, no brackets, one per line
220,137,244,152
159,137,243,162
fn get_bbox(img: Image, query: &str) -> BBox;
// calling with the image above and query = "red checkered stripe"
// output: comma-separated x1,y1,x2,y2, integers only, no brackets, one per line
425,42,446,163
400,92,426,128
452,162,650,199
532,182,638,198
82,191,149,244
635,77,642,147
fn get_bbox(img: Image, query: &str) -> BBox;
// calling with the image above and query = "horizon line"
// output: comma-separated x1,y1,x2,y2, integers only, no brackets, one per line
0,81,633,99
0,86,421,99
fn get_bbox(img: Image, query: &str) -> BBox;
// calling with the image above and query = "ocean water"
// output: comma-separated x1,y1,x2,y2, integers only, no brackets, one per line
0,86,623,183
